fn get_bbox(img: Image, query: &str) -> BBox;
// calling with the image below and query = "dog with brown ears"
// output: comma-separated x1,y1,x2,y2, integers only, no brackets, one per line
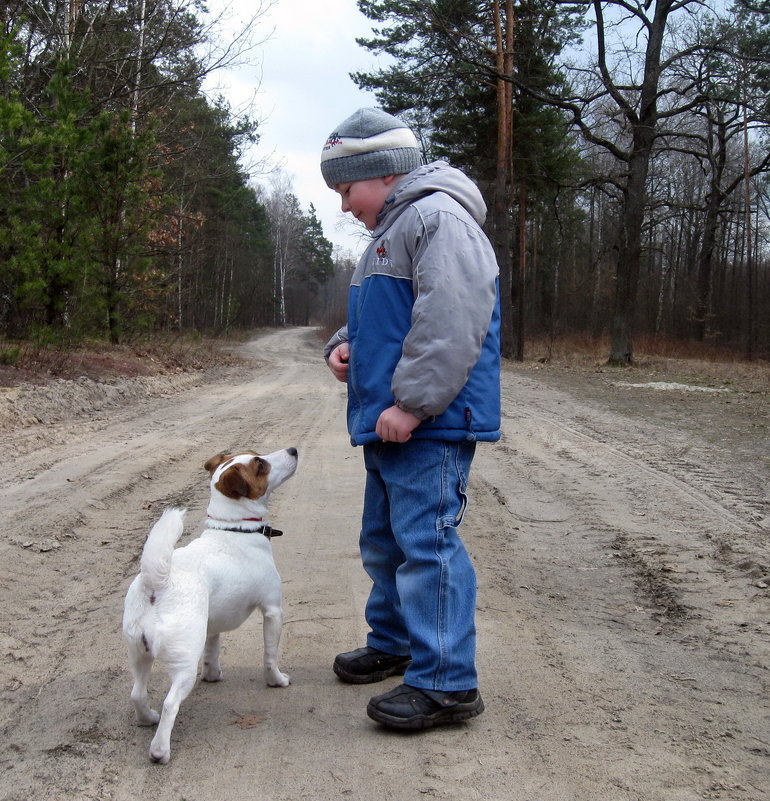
122,447,298,764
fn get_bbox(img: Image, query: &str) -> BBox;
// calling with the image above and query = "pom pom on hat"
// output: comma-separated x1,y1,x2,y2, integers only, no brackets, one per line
320,108,422,187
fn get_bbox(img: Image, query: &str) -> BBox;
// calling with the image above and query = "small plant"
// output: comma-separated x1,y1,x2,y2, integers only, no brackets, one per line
0,345,21,365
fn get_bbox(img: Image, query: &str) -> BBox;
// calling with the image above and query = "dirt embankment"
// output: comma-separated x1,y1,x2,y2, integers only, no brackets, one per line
0,328,768,801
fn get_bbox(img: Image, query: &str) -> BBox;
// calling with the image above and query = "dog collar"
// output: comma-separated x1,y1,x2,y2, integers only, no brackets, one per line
207,516,283,538
255,524,283,539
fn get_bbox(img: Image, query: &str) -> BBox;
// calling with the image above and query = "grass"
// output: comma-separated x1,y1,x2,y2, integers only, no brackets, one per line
0,332,251,387
522,334,769,390
1,329,767,393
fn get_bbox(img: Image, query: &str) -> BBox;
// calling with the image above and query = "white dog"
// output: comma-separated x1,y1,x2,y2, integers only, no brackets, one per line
122,447,298,764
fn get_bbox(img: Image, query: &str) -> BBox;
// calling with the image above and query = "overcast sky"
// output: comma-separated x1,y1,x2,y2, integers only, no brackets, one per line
204,0,387,255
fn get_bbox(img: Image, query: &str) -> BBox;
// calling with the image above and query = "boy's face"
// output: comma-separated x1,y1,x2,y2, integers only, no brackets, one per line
333,175,398,231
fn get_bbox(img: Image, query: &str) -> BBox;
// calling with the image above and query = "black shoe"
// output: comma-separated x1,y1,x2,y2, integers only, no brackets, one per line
333,647,412,684
367,683,484,730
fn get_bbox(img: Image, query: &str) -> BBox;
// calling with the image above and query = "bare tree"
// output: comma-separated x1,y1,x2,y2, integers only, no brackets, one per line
520,0,731,363
262,172,305,327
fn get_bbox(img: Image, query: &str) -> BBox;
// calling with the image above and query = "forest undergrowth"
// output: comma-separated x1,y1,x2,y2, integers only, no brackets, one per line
1,330,767,395
0,332,254,387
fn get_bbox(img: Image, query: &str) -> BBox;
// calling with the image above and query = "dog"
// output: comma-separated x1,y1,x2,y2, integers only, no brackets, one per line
122,447,298,764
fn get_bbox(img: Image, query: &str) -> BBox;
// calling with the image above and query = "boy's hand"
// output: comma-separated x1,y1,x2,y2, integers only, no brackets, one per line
376,406,422,443
328,343,350,382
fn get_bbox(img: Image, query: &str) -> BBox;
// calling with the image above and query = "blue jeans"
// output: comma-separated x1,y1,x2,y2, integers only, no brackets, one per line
360,439,478,691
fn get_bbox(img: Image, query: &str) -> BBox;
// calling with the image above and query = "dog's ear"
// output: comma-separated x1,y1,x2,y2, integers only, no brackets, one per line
217,463,251,499
204,454,229,474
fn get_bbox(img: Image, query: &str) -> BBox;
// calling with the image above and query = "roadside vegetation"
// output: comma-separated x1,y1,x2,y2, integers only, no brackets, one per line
1,331,766,398
0,331,250,386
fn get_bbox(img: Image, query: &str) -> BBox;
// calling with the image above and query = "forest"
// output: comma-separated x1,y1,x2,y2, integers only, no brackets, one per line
0,0,334,346
1,1,769,364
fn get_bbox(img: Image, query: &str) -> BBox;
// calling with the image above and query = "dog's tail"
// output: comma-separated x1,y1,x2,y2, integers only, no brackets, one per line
140,508,186,596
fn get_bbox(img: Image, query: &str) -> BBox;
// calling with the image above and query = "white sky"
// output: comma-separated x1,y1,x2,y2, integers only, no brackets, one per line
204,0,387,255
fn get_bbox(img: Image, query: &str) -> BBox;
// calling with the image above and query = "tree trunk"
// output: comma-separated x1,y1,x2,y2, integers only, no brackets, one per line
106,260,122,345
516,181,526,361
609,153,648,364
742,100,754,360
693,111,727,341
607,0,669,365
492,0,515,359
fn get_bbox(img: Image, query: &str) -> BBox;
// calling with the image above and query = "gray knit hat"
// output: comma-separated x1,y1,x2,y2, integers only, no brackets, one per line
320,108,422,187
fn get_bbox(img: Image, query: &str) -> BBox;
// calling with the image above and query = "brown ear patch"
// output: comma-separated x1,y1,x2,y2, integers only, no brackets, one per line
205,450,260,475
214,457,270,500
205,453,230,474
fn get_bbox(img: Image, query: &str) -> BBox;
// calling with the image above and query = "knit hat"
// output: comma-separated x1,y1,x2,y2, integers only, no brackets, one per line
320,108,422,187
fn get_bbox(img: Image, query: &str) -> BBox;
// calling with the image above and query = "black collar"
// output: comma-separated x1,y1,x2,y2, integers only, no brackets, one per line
213,523,283,539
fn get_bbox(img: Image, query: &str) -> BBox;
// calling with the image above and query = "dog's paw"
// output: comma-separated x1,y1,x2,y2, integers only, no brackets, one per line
149,735,171,764
265,668,290,687
201,665,223,682
149,747,171,765
137,709,160,726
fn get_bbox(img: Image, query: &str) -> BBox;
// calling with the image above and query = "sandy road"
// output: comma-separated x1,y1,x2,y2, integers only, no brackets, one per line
0,327,767,801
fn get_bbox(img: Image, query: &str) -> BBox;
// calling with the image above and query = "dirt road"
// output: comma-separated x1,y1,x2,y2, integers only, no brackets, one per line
1,327,768,801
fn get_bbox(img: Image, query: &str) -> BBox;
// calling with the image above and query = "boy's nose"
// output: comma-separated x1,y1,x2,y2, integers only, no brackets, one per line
340,197,351,213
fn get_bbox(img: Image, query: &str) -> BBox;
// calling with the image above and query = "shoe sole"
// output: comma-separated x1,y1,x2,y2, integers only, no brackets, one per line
366,696,484,730
333,659,411,685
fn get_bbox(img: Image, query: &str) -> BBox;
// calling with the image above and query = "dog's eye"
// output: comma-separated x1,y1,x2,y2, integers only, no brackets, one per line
254,457,270,476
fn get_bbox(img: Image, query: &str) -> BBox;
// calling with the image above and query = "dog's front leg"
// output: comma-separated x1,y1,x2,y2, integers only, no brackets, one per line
201,634,223,682
262,606,290,687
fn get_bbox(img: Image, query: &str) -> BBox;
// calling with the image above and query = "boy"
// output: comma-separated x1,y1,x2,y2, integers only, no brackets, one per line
321,108,501,729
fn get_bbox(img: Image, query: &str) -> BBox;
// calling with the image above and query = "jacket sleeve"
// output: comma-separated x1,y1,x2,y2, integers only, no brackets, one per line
324,325,349,362
391,207,498,418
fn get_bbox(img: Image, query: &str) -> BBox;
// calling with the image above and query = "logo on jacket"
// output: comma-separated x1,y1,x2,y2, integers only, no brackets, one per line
373,242,392,267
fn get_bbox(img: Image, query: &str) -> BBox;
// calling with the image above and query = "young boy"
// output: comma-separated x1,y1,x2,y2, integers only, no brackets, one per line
321,108,501,729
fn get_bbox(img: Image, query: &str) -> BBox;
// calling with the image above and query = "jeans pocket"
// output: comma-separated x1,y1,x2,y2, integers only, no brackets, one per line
437,442,473,529
454,468,470,525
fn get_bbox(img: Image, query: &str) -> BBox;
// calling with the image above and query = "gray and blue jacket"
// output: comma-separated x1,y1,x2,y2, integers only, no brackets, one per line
325,161,501,446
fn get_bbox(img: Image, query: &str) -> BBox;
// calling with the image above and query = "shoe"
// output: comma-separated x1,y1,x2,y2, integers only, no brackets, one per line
333,647,412,684
367,683,484,730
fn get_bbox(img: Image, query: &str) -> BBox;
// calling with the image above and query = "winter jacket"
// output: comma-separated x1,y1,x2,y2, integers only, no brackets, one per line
324,161,501,446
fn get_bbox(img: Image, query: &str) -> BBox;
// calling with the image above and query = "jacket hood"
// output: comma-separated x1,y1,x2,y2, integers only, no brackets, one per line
375,161,487,233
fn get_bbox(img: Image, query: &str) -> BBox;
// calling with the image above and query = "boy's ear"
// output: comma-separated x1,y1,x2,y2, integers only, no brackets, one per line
383,174,398,185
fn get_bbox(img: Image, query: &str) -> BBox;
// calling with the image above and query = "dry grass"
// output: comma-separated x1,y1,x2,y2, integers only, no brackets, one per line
1,330,767,394
0,333,251,387
522,334,769,392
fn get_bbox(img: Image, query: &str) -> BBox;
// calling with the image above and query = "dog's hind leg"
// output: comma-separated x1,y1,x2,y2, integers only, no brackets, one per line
201,633,223,682
262,606,290,687
148,661,197,764
128,646,160,726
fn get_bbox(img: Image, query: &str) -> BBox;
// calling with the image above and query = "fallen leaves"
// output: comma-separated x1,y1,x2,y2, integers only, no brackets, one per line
230,712,268,730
